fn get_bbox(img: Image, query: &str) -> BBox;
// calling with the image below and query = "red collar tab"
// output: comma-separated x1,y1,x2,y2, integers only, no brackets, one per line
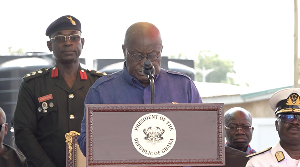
51,67,58,78
79,70,87,80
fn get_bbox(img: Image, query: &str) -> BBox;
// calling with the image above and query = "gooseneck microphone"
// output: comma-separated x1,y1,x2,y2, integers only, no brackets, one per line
142,59,155,104
142,59,155,78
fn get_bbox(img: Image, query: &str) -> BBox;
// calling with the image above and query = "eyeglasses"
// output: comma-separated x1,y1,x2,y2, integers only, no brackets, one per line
51,34,81,43
278,114,300,123
225,126,252,132
126,49,160,62
0,123,5,131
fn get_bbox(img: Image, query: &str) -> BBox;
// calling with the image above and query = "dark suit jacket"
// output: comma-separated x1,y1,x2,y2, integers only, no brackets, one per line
0,144,27,167
193,146,249,167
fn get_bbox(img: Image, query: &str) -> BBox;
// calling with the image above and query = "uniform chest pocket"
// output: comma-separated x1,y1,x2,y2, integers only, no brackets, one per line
37,100,58,133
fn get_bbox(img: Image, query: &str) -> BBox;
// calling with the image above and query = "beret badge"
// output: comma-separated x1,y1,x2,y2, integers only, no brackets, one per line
66,16,76,25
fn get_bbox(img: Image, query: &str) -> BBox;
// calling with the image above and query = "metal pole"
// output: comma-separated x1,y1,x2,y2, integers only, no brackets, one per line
294,0,299,88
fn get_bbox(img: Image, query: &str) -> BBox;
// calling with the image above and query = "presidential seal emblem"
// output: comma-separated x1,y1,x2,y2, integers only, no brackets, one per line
131,113,176,158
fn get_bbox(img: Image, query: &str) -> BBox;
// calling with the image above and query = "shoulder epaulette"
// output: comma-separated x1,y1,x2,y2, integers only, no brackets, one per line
85,69,106,77
23,68,51,81
246,147,272,158
165,69,191,80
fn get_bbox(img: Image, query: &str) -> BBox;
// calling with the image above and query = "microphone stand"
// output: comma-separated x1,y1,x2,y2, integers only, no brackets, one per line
143,59,155,104
148,74,155,104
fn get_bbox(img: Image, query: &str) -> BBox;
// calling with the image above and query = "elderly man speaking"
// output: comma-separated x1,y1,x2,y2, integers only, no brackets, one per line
77,22,202,156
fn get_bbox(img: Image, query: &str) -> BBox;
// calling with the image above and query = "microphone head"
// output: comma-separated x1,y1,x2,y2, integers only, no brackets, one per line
143,59,155,76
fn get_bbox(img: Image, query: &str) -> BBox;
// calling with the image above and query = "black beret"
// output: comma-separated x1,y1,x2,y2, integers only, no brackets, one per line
46,15,81,36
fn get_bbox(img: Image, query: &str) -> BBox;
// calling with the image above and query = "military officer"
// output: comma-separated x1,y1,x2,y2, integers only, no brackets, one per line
13,15,105,167
246,88,300,167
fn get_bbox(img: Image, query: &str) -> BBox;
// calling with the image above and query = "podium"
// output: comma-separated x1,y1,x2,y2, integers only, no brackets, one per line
86,103,225,166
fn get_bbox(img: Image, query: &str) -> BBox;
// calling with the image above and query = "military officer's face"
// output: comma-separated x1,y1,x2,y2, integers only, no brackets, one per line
276,113,300,145
122,28,163,87
47,30,84,64
225,111,254,152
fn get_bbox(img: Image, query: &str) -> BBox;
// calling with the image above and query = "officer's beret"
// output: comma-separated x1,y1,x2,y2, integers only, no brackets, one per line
269,88,300,115
46,15,81,37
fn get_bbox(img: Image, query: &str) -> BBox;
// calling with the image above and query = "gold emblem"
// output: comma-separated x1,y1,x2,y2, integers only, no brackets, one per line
38,70,43,73
66,16,76,25
275,151,285,162
49,102,54,108
31,72,36,75
286,93,300,105
65,131,80,160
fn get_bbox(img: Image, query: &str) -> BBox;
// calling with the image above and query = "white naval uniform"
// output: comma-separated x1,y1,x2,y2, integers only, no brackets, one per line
246,142,300,167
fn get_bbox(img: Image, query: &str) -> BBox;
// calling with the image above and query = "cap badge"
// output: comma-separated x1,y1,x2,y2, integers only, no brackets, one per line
275,151,285,162
286,93,300,105
66,16,76,25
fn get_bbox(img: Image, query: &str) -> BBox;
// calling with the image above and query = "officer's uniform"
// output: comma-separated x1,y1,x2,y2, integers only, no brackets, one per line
246,88,300,167
13,15,105,167
13,67,104,167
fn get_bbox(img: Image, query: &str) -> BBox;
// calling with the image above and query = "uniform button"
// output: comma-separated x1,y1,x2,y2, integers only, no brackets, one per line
69,94,74,99
70,115,75,119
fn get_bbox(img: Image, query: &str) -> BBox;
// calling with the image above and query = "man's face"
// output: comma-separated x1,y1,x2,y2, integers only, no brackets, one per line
0,113,8,144
225,111,254,151
276,114,300,145
47,29,84,64
122,35,162,87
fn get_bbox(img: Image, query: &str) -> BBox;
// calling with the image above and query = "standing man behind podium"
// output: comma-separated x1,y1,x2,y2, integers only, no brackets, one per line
77,22,202,156
224,107,256,154
13,15,105,167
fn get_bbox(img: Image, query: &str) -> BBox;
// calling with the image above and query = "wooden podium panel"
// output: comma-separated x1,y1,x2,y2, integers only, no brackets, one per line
86,103,224,166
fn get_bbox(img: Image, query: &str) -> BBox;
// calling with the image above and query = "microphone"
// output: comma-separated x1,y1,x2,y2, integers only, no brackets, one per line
142,59,155,78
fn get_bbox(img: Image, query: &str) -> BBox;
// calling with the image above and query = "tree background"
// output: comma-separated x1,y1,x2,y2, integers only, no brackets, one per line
194,50,236,84
7,46,24,55
169,50,248,86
